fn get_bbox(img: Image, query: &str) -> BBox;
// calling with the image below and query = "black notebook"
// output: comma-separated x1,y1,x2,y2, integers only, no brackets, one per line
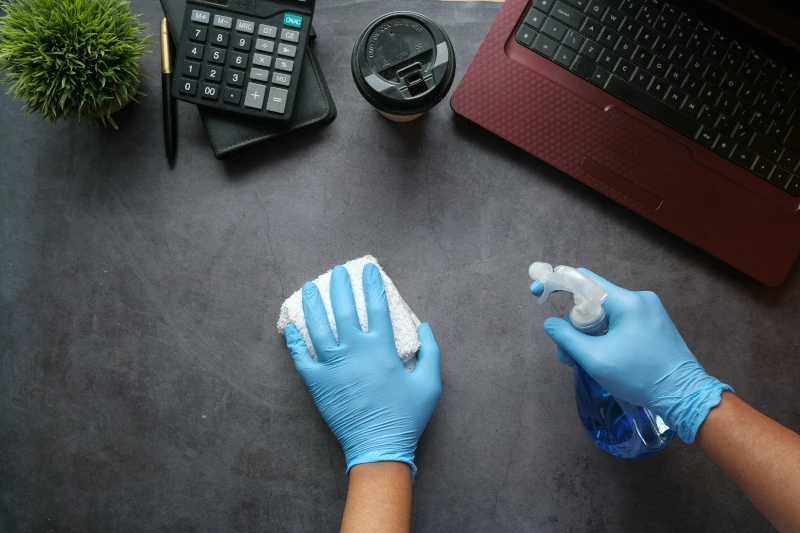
161,0,337,159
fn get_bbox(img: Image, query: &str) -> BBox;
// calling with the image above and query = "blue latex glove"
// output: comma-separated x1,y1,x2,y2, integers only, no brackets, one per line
284,264,441,479
531,269,732,444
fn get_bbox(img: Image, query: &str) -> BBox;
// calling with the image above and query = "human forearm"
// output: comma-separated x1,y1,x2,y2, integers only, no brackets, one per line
340,462,412,533
696,393,800,533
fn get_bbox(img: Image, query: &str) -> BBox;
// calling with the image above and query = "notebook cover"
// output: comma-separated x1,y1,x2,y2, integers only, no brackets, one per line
161,0,337,159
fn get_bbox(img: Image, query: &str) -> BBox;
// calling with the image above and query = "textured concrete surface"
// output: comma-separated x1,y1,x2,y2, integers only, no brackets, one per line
1,0,799,531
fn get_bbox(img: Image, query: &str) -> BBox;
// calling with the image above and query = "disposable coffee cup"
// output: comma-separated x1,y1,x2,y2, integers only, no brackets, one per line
352,12,456,122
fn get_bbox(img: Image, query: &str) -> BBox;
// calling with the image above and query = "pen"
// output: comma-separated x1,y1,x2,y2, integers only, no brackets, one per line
161,17,178,166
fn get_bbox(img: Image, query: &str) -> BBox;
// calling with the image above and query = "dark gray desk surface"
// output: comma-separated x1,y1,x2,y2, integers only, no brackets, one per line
2,0,799,531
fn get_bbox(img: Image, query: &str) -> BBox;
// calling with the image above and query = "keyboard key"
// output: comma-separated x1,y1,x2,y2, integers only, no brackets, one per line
189,24,207,42
614,58,636,80
619,0,641,17
729,39,746,55
210,29,229,47
731,145,757,169
563,30,585,50
778,149,800,172
213,14,232,28
179,78,197,95
582,18,603,40
632,68,653,90
253,53,272,69
722,53,744,73
773,78,792,100
740,62,760,83
717,94,738,115
585,0,608,20
756,72,778,94
683,75,703,97
281,29,300,43
687,34,710,55
651,56,670,78
748,49,767,66
713,136,735,158
516,25,536,46
653,39,674,59
226,69,245,86
750,111,772,134
236,19,255,34
636,4,657,25
272,71,291,87
635,28,657,47
754,92,778,114
662,3,680,19
590,65,611,86
619,19,641,39
679,12,699,29
606,75,701,138
771,101,795,125
598,27,621,48
648,77,669,99
632,47,653,67
554,45,577,67
191,9,210,24
670,24,692,47
563,0,588,7
181,60,201,78
699,84,720,106
275,58,294,72
223,87,242,105
769,167,792,188
750,133,783,162
752,157,775,179
571,55,597,78
255,38,274,53
733,125,755,146
738,84,759,106
784,175,800,195
720,76,743,96
702,65,725,85
615,36,636,58
602,7,624,29
665,65,687,86
244,82,266,109
704,42,725,64
670,47,691,69
598,49,620,70
228,51,249,69
695,127,718,149
781,67,799,83
266,87,289,114
201,82,219,100
207,46,225,64
580,39,602,60
716,114,737,137
681,95,703,118
204,64,223,82
698,106,720,128
233,35,252,51
250,67,269,81
258,24,278,38
283,13,303,28
533,0,554,11
665,87,686,108
542,17,569,40
687,57,709,78
552,1,586,28
532,33,559,57
653,15,675,36
186,43,205,59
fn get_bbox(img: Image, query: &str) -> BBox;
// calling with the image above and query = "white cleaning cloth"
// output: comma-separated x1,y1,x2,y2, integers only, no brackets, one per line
277,255,421,363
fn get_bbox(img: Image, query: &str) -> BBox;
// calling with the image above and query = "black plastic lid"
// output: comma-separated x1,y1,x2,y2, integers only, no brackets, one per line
351,12,456,116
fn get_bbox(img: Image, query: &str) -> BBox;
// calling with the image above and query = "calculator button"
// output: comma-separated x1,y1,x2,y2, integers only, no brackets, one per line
258,24,278,38
278,43,296,57
181,60,201,78
244,82,267,109
236,19,255,34
223,87,242,105
228,51,249,69
207,47,226,64
283,14,303,28
253,53,272,68
266,87,288,114
204,65,223,82
201,83,220,100
226,69,245,86
189,25,207,42
281,29,300,43
255,38,274,53
275,58,293,72
186,44,204,59
191,10,210,24
213,14,232,28
250,67,269,81
179,78,198,95
210,29,229,47
234,35,252,51
272,72,291,86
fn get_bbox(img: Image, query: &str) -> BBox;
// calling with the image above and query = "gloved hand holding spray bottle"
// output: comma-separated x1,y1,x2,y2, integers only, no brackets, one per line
529,262,674,458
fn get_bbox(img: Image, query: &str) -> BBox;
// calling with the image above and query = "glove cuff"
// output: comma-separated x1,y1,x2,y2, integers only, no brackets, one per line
664,379,734,444
345,451,417,482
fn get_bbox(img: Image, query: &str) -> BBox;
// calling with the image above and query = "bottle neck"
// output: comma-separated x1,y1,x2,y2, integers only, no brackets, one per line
570,308,608,337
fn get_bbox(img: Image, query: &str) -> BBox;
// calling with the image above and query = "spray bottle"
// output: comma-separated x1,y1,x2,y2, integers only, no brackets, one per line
529,262,674,459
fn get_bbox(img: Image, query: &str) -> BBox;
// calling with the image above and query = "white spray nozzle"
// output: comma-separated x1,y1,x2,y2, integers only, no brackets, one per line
529,262,608,327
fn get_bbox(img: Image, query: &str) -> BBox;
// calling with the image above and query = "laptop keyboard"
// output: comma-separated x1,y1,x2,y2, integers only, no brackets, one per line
515,0,800,196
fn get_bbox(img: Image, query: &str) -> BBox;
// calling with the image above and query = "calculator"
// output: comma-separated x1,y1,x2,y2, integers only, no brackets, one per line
172,0,315,121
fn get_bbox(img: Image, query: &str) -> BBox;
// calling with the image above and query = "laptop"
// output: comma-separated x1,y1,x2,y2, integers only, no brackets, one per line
451,0,800,286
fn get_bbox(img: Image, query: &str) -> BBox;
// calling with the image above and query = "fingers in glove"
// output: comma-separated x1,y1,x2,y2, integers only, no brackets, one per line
330,266,363,343
362,263,393,338
302,282,338,360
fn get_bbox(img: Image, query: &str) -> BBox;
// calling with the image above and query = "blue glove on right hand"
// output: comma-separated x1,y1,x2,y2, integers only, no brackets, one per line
532,269,733,444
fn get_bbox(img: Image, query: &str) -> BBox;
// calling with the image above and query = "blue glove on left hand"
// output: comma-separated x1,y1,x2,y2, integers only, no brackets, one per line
284,264,441,479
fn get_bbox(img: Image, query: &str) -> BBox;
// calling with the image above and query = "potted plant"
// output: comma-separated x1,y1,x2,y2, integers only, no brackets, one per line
0,0,150,128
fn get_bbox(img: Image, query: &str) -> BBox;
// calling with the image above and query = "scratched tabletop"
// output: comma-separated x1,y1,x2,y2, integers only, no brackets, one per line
2,0,799,531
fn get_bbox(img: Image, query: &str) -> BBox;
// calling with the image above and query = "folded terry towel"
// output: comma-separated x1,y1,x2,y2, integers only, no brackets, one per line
277,255,421,363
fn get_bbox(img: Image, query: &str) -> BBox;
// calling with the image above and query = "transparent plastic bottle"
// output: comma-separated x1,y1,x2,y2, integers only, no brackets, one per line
530,263,674,459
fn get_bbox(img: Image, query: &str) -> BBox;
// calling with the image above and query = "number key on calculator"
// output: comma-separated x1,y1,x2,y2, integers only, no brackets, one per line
173,0,315,121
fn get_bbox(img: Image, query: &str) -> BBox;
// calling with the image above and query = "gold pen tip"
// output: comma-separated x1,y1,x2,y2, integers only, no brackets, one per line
161,18,172,74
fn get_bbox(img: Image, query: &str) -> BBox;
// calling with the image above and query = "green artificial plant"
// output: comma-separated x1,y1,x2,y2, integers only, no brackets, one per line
0,0,150,127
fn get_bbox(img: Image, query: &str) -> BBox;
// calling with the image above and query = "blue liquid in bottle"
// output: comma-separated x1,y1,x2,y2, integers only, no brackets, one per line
573,314,674,459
